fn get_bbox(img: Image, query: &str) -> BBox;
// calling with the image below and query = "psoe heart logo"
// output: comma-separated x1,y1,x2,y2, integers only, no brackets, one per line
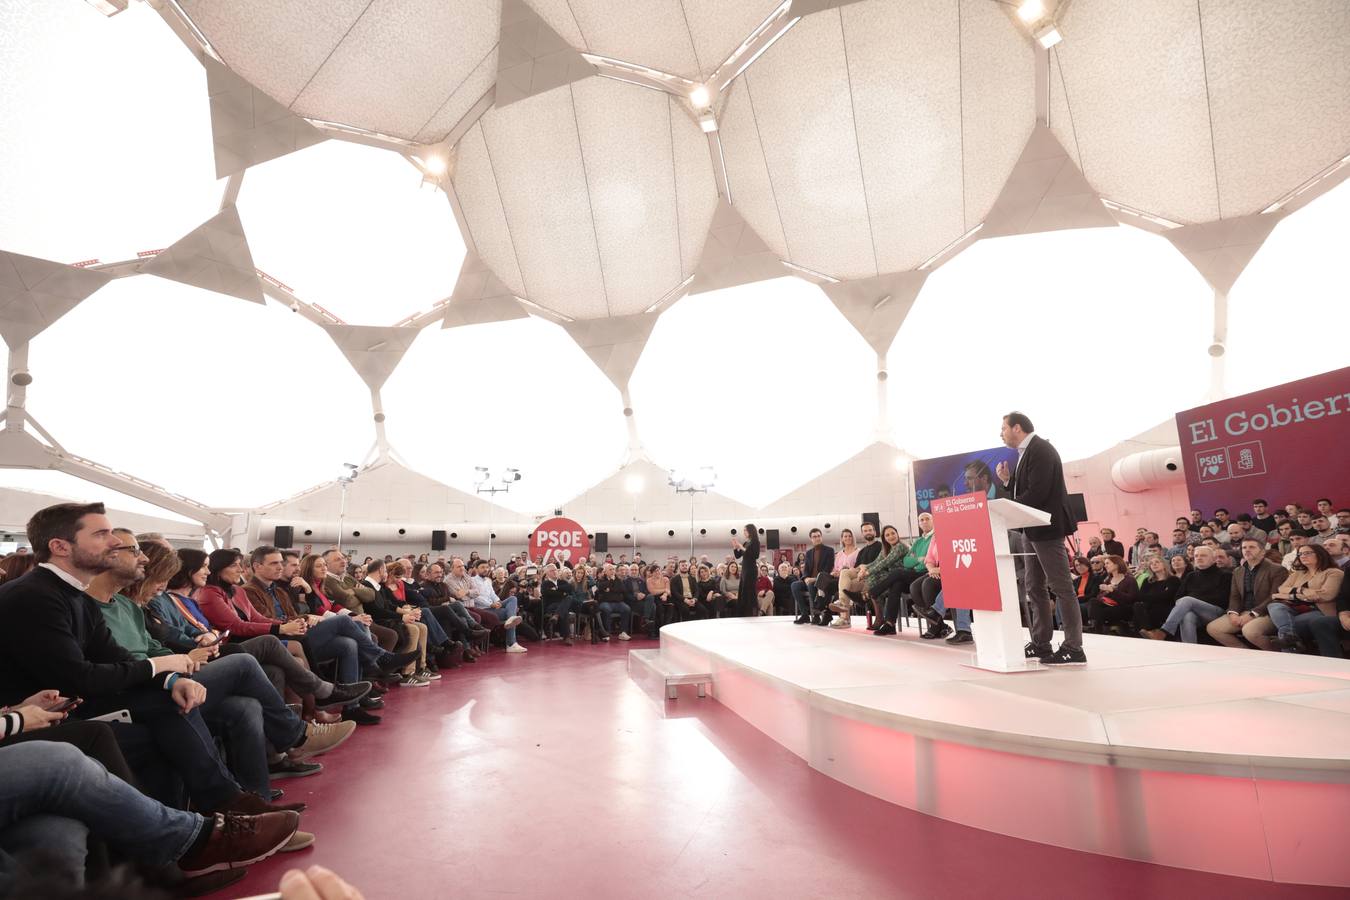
1194,449,1230,483
950,538,977,569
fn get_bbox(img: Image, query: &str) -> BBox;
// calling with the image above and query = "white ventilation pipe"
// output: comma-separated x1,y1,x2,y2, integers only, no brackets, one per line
1111,447,1185,493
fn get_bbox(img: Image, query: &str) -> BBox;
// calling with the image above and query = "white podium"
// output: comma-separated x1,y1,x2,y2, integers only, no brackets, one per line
967,498,1050,673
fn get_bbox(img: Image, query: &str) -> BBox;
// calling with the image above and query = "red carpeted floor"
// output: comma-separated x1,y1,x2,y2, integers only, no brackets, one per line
227,637,1340,899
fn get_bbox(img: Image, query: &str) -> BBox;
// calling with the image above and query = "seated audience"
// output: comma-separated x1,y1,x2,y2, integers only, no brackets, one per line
1142,545,1229,643
791,528,834,625
1087,555,1137,633
815,529,858,626
1131,556,1179,633
593,563,634,641
1207,537,1287,648
1292,536,1350,656
1261,543,1344,651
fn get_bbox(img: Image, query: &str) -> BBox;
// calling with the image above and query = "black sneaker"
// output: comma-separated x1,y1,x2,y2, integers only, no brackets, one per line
268,757,322,780
872,622,896,636
377,650,419,675
945,630,973,645
921,623,951,640
359,695,384,710
319,680,372,708
343,706,382,726
1041,645,1087,666
1024,641,1053,660
815,613,832,626
793,615,810,625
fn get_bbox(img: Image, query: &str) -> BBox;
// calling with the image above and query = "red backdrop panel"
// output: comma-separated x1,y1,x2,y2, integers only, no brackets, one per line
1176,367,1350,513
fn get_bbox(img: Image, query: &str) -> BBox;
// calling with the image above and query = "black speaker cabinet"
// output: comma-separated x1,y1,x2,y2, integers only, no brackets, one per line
272,526,294,548
861,512,881,531
766,529,780,550
594,532,609,553
431,530,447,551
1066,493,1088,524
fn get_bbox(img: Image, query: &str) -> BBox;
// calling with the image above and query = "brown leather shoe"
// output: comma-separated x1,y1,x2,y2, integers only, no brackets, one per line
177,811,299,875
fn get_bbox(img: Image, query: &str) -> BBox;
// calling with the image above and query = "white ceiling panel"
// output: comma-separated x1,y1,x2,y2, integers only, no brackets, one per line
715,86,791,260
557,1,702,79
451,124,528,298
680,0,786,80
572,78,680,315
741,12,874,279
479,87,609,318
840,0,964,273
957,0,1036,229
1053,0,1218,223
415,44,499,144
1047,47,1083,173
177,0,370,106
669,99,719,279
1200,0,1350,217
291,0,500,141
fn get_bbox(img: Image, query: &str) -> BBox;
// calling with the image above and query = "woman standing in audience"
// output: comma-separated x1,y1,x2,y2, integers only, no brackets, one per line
1087,555,1137,634
1132,556,1180,634
1100,528,1126,558
732,524,760,617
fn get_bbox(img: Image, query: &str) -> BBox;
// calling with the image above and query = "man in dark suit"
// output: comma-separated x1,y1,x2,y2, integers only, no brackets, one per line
791,528,835,625
995,412,1086,665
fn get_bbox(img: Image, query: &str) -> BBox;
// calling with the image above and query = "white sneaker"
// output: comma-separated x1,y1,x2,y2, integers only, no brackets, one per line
617,632,631,641
829,618,851,628
506,643,528,653
503,615,523,629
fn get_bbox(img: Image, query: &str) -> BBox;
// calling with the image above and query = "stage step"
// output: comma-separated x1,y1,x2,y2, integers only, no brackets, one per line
628,649,712,700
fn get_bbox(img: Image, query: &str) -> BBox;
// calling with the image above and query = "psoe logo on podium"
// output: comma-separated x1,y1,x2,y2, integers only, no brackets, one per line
1194,448,1231,483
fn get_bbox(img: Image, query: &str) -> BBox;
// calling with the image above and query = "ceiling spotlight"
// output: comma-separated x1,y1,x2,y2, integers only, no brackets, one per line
698,112,718,134
1016,0,1045,24
474,466,490,485
689,84,711,107
625,474,645,495
502,467,522,483
423,154,447,175
1034,23,1063,48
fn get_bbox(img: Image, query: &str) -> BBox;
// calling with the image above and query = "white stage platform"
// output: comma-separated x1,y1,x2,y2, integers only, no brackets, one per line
632,618,1350,888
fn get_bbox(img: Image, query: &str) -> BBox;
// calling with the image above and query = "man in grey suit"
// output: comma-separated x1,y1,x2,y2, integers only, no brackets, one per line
995,412,1087,665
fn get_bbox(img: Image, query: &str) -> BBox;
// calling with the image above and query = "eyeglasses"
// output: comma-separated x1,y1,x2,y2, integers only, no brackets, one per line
1296,549,1317,557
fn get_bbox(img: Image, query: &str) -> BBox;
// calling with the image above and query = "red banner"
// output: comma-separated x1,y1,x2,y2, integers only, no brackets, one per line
528,517,591,566
1176,368,1350,513
930,492,1002,611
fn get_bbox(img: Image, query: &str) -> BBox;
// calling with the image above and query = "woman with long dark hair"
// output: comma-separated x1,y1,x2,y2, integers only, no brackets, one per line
732,524,760,617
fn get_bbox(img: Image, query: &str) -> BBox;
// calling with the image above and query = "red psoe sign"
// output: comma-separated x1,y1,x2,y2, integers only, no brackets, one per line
529,517,591,566
930,492,1002,612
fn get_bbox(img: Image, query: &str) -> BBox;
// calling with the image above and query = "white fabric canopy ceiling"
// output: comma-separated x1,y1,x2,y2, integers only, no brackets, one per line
1,0,1348,518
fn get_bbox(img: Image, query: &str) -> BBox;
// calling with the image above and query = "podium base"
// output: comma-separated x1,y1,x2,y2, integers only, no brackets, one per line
961,656,1044,674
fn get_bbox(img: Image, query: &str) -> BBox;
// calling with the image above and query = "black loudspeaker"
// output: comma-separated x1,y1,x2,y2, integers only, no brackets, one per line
272,526,293,549
861,512,880,531
766,529,780,550
1066,493,1088,524
594,532,608,553
431,530,447,551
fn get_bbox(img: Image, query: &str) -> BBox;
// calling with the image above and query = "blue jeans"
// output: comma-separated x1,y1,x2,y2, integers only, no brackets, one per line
1294,611,1347,657
416,603,451,647
1266,601,1299,639
482,597,519,644
0,741,203,889
306,614,384,681
599,601,632,635
1159,595,1225,643
931,591,971,632
196,654,305,797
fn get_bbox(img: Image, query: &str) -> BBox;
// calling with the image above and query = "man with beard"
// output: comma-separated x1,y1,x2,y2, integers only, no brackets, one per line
88,531,352,830
0,503,297,817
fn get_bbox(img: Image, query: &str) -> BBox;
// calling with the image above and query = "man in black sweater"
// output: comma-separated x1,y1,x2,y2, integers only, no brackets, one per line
1141,545,1231,643
832,521,883,625
0,503,285,816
